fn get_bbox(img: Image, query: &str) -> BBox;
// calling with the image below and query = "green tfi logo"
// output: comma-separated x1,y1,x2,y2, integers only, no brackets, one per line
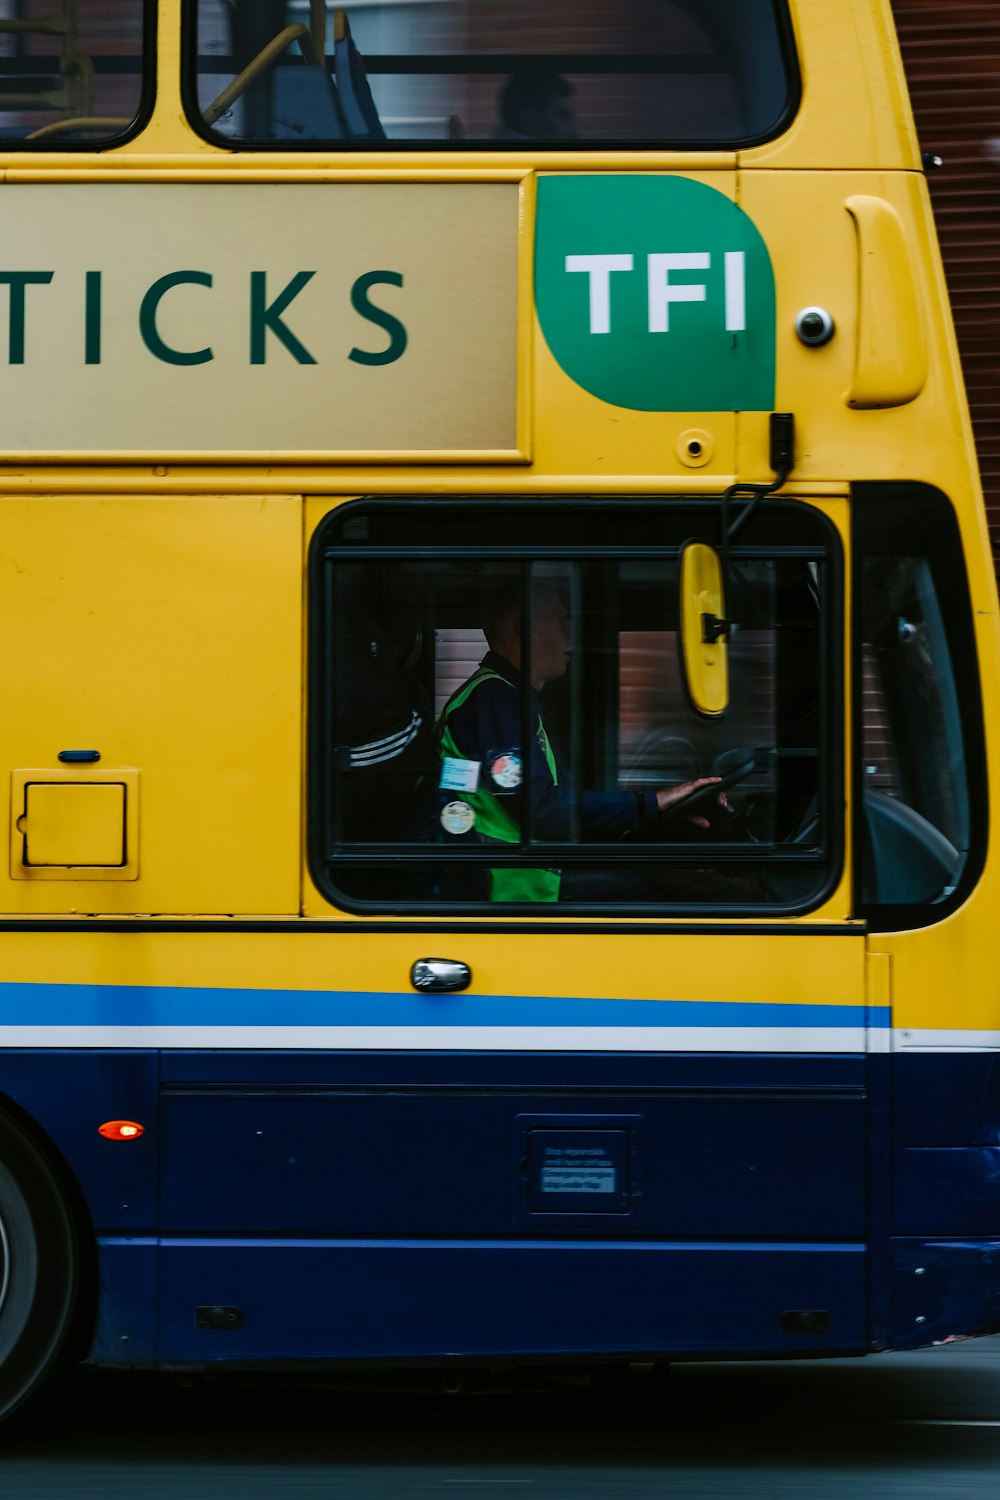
535,176,775,412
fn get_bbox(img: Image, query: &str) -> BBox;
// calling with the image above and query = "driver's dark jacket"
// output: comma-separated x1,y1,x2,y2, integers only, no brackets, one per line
436,652,660,898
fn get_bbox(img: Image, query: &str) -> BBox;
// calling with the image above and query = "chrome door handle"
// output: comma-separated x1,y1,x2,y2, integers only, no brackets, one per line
411,958,471,993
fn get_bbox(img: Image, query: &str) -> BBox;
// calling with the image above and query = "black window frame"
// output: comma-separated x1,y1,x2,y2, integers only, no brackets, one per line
0,0,156,152
308,495,844,918
853,482,988,932
181,0,801,154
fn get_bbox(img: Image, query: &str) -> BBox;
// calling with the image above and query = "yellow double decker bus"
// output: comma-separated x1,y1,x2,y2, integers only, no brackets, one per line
0,0,996,1422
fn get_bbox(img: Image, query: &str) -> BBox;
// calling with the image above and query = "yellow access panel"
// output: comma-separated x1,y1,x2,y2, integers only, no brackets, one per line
0,496,301,915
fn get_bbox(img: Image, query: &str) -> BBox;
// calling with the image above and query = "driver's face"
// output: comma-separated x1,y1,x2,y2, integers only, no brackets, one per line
529,594,571,687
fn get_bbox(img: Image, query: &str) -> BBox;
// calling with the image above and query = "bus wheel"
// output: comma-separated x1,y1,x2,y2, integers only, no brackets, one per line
0,1113,79,1425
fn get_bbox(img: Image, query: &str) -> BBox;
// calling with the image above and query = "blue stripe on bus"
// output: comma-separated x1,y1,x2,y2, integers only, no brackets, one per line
0,981,889,1030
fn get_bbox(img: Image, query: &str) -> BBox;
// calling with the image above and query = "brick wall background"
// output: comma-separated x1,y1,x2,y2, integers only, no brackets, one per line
891,0,1000,567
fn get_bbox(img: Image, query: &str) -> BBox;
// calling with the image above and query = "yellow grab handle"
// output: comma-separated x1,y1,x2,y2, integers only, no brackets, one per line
845,194,928,410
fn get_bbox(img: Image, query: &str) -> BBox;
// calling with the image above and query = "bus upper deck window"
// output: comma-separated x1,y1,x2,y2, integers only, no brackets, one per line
0,0,147,147
188,0,797,150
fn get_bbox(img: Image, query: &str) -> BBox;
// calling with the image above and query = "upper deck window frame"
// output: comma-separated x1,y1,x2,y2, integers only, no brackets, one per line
182,0,801,154
0,0,156,152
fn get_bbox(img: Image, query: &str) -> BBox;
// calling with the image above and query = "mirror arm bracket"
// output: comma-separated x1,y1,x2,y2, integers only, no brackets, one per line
702,612,732,644
720,412,795,599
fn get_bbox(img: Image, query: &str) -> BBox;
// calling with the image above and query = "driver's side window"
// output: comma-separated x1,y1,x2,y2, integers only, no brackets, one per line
310,500,837,912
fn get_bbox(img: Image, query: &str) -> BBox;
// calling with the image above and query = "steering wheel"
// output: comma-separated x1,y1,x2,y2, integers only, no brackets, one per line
666,748,761,820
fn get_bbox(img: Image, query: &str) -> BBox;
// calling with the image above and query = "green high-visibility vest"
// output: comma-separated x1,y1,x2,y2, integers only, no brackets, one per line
437,665,560,902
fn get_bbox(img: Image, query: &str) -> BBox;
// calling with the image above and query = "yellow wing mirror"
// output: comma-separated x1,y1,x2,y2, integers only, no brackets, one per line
678,540,730,718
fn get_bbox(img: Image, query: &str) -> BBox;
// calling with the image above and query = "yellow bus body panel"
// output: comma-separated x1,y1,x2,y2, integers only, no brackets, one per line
0,926,865,1041
0,0,995,1048
0,497,301,915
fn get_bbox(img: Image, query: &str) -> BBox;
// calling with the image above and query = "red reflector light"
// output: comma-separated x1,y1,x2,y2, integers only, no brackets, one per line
98,1120,145,1141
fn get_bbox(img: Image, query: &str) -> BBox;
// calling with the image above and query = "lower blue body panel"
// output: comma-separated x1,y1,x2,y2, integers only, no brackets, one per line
2,1046,999,1365
890,1238,1000,1350
87,1047,873,1364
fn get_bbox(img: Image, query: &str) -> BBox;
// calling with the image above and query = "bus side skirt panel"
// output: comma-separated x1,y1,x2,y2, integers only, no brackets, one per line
143,1239,867,1365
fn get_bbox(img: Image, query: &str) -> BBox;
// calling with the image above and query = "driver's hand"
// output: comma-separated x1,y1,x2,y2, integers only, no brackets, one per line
655,776,724,829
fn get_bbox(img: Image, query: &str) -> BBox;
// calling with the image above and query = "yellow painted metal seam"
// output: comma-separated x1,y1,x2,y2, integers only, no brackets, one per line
0,475,854,497
0,154,739,181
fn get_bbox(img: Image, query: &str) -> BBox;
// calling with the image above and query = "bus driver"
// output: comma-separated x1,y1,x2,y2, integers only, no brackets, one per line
435,582,725,902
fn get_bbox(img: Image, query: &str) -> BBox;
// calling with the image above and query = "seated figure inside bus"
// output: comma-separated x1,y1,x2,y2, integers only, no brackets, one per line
493,68,577,143
435,580,725,902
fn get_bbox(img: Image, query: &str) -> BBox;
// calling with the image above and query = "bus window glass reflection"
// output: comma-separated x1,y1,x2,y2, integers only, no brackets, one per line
0,0,146,145
190,0,795,148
